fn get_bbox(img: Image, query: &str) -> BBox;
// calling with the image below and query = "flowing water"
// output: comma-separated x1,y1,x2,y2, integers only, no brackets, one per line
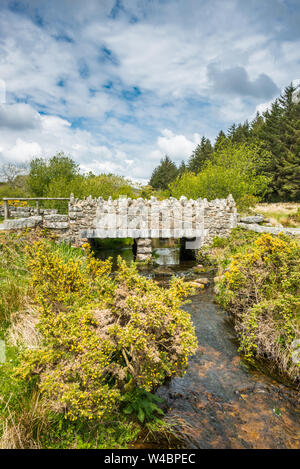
94,243,300,449
157,283,300,449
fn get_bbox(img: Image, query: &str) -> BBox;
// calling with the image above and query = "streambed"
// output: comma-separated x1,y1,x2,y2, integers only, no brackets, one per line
95,243,300,449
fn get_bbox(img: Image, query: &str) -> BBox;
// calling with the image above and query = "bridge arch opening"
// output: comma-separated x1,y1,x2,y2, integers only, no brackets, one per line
88,237,197,266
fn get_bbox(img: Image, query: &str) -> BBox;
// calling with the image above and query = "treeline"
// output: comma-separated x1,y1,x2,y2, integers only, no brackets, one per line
0,152,137,204
1,84,299,210
150,84,300,207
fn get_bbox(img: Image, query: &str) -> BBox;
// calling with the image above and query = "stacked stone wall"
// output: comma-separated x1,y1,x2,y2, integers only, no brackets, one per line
3,194,238,258
66,194,237,245
0,206,58,218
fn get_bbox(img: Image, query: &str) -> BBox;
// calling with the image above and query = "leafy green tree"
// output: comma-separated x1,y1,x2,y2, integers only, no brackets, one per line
27,152,79,196
149,156,178,190
187,137,213,173
170,141,272,210
46,173,136,200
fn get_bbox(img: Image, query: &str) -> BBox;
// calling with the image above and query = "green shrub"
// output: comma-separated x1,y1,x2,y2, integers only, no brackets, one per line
121,388,164,423
16,240,198,424
214,231,300,381
170,141,271,210
0,232,31,326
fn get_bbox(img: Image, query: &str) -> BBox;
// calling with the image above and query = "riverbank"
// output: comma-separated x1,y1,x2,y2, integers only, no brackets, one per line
202,228,300,384
1,228,299,449
0,230,197,449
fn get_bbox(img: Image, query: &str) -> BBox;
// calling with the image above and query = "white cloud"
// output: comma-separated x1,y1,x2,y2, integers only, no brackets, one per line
0,103,41,130
4,138,42,163
0,0,298,180
156,129,200,161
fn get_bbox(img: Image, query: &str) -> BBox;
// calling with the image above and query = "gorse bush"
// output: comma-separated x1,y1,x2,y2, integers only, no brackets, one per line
214,231,300,381
17,240,197,423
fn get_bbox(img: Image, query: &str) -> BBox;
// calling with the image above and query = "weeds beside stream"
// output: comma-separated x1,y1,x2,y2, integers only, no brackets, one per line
200,228,300,384
0,230,197,449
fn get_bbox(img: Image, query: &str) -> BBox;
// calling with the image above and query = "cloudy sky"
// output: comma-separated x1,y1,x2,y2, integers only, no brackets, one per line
0,0,299,183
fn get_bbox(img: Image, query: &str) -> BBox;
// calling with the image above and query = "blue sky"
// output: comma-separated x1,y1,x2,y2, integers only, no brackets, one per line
0,0,299,182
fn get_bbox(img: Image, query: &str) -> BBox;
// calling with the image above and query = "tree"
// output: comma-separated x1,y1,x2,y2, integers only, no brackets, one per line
187,137,213,173
214,130,227,150
0,162,28,188
46,173,136,201
177,160,186,175
250,112,264,139
170,141,272,210
257,84,300,200
227,121,250,143
27,152,79,196
149,156,178,190
274,84,300,200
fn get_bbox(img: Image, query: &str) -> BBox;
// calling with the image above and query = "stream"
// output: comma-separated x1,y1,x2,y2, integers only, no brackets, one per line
95,243,300,449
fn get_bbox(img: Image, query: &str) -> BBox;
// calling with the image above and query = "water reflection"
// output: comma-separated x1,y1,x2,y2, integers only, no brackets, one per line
95,246,133,266
152,247,180,265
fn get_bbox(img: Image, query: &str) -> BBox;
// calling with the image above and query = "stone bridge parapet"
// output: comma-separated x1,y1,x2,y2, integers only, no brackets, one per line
3,194,238,261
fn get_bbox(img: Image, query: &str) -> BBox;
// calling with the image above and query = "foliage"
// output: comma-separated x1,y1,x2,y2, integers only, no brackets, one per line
2,153,136,209
25,152,137,210
214,84,300,201
45,173,136,211
39,414,139,449
27,152,79,197
213,229,300,381
0,232,32,326
139,184,157,199
121,388,164,423
187,136,213,173
0,183,29,200
149,156,178,191
155,83,299,204
15,240,197,424
0,232,197,447
257,84,300,201
170,141,271,209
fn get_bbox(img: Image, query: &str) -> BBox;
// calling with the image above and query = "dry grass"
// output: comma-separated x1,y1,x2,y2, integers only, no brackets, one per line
0,393,49,449
253,202,300,227
255,202,300,214
8,306,41,349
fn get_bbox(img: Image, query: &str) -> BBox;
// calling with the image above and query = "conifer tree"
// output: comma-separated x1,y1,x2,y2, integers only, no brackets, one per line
214,130,227,150
178,160,186,175
227,121,250,143
187,136,213,173
258,84,300,200
149,155,178,190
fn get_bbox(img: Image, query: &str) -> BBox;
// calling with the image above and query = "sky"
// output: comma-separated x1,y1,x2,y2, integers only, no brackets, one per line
0,0,299,183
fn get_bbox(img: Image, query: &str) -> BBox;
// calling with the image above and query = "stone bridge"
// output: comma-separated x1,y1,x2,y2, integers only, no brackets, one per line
3,194,237,261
